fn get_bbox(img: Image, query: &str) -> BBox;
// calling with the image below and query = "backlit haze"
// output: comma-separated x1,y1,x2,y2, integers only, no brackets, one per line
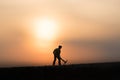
0,0,120,67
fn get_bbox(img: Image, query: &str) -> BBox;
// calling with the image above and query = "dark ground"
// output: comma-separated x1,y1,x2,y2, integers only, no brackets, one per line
0,62,120,80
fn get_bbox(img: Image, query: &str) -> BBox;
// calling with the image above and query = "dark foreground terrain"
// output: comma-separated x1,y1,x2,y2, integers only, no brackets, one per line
0,62,120,80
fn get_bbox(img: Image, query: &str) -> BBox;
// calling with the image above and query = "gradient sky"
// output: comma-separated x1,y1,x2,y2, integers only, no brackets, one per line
0,0,120,67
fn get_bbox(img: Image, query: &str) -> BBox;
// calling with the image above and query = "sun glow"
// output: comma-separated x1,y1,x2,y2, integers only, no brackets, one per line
31,17,59,51
34,18,57,41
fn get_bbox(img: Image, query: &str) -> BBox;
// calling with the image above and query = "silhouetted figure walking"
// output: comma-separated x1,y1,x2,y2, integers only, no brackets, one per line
53,45,67,66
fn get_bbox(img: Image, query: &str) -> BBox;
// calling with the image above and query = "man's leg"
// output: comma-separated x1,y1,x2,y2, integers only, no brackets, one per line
53,55,56,66
58,57,61,66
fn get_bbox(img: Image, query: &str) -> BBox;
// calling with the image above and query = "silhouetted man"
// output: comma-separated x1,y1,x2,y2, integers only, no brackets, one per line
53,45,67,66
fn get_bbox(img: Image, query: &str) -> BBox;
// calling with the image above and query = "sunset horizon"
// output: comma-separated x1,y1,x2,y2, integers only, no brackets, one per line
0,0,120,67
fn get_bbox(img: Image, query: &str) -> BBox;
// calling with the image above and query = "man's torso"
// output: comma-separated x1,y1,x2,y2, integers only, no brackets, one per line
53,48,61,56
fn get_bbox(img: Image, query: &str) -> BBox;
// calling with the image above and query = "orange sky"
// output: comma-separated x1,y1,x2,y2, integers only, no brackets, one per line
0,0,120,67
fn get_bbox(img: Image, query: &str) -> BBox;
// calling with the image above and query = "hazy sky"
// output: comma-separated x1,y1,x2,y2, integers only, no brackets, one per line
0,0,120,67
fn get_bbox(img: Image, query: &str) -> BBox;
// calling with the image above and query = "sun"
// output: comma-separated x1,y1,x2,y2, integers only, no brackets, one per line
34,18,57,41
31,17,59,52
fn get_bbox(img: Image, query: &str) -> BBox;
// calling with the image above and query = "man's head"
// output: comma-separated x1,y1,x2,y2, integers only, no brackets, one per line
58,45,62,49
